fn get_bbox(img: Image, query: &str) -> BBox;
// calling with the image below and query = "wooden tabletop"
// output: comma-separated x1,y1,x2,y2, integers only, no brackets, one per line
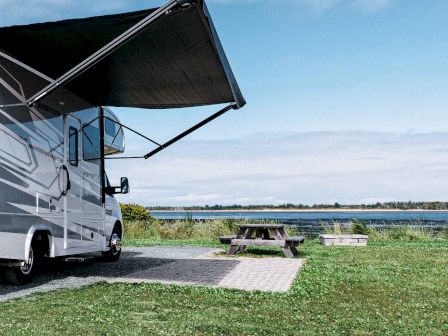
237,224,285,229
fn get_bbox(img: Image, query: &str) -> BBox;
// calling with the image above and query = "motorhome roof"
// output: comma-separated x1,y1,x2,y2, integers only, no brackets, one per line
0,0,245,109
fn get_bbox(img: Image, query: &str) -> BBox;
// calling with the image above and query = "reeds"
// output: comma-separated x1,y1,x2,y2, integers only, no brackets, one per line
124,217,240,240
321,218,446,241
124,216,447,241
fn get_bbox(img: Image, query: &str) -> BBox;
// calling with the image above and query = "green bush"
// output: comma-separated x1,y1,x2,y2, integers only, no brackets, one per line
350,219,370,235
120,203,149,221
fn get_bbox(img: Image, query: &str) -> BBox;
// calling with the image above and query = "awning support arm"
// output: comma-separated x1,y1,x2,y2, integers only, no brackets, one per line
103,115,162,147
143,103,236,159
26,0,190,107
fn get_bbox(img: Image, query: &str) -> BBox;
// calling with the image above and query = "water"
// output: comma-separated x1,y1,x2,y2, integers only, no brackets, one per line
151,211,448,235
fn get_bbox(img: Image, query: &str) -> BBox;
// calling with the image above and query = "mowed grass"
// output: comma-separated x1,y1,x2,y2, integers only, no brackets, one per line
0,240,447,335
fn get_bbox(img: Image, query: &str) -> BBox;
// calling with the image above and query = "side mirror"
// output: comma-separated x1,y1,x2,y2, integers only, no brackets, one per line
120,177,130,194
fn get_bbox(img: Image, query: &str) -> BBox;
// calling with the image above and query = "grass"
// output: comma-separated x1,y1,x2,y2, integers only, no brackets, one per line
0,239,447,335
123,218,240,240
126,217,448,243
124,238,220,248
322,219,448,241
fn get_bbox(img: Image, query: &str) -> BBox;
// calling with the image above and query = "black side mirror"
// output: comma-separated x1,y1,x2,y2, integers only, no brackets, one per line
121,177,130,194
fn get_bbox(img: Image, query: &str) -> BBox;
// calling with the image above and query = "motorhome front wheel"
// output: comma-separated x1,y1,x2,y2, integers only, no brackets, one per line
102,228,122,262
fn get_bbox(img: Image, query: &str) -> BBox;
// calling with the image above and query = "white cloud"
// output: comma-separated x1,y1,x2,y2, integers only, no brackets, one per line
106,131,448,206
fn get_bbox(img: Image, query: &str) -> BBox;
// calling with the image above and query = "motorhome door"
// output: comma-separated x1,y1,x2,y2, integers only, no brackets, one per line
64,115,83,248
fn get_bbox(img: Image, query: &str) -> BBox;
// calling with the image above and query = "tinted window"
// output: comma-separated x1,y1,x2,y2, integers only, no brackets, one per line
82,123,100,160
69,127,78,166
105,118,116,137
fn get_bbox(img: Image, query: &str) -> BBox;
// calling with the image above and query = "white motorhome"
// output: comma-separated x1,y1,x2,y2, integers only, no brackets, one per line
0,0,245,284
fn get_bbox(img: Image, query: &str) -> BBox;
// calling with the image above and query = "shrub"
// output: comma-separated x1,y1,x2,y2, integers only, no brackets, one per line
350,219,370,235
120,203,149,221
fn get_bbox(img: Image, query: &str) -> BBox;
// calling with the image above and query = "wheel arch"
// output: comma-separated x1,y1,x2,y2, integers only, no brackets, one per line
114,220,123,238
25,225,54,260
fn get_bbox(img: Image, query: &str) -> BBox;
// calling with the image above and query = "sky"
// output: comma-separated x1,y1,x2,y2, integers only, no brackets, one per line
2,0,448,205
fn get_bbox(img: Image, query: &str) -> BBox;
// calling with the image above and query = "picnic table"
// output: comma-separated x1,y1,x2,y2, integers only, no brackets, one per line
219,224,304,258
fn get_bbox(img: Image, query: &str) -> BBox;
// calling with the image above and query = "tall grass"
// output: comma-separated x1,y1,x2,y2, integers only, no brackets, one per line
124,217,447,242
369,225,438,241
321,221,344,234
320,218,447,241
124,217,239,240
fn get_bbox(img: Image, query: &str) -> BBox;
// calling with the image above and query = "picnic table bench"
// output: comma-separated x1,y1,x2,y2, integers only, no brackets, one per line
219,224,304,258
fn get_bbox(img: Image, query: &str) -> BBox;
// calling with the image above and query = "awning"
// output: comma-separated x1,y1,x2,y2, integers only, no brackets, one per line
0,0,245,109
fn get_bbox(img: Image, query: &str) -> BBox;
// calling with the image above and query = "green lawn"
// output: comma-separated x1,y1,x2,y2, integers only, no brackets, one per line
0,240,447,335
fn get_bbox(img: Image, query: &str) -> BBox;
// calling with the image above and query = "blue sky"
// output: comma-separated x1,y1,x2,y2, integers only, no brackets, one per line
2,0,448,205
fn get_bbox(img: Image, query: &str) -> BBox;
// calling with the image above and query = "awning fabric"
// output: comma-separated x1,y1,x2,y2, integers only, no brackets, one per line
0,0,245,109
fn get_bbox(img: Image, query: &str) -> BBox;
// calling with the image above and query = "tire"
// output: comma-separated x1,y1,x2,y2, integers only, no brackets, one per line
3,245,38,285
101,226,122,262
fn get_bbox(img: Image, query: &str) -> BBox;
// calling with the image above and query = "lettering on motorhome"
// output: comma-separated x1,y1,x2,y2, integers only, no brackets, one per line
35,102,61,116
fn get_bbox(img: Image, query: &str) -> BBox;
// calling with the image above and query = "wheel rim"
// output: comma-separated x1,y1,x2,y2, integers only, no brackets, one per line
110,233,122,256
20,247,34,275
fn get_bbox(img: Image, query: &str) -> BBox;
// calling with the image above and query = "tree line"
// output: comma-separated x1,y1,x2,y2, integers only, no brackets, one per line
147,201,448,211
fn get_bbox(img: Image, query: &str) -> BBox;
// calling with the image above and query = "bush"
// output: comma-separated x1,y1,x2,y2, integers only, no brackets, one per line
350,219,370,235
120,203,149,221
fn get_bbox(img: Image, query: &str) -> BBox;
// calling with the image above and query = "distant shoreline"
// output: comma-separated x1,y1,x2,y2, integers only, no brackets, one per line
150,209,448,213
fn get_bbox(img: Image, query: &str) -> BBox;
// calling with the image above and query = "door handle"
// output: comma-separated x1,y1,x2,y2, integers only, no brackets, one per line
62,165,71,196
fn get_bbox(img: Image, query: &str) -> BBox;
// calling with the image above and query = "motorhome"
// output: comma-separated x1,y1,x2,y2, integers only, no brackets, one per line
0,0,245,284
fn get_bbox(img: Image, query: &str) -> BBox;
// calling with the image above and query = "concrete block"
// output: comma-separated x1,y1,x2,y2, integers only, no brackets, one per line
319,234,368,246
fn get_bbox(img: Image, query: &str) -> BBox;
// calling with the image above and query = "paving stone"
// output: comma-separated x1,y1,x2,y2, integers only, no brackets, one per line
110,252,305,293
0,246,305,301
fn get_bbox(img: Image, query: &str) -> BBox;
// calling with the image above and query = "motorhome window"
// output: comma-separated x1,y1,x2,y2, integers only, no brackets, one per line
105,118,116,137
103,110,125,156
68,127,78,166
82,123,101,160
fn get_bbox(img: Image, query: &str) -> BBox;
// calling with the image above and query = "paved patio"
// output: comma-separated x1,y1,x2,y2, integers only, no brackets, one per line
110,250,305,292
0,246,305,301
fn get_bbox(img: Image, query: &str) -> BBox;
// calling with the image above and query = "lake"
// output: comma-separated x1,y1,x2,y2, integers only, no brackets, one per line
151,210,448,235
